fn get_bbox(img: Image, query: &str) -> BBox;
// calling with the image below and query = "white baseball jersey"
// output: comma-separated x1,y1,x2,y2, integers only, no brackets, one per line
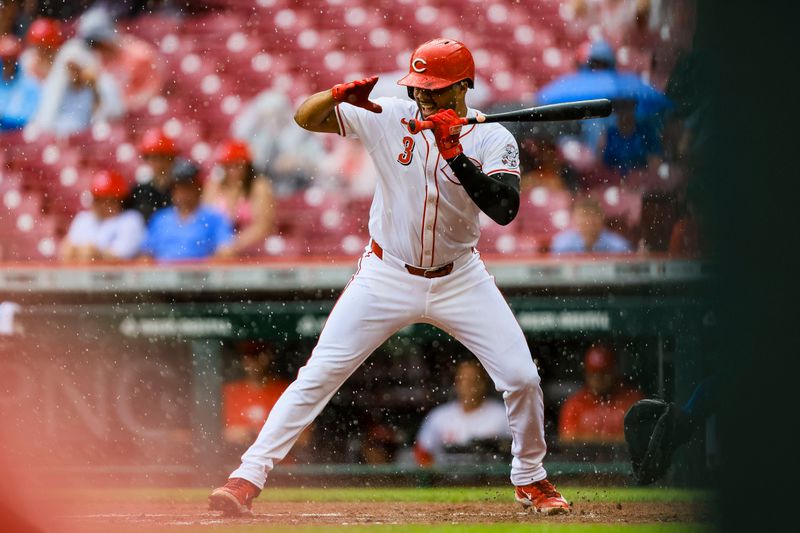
230,93,549,491
335,97,520,268
65,209,146,259
416,399,511,456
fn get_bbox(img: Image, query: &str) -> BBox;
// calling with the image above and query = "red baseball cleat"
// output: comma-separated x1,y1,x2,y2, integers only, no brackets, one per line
514,479,571,515
208,477,261,516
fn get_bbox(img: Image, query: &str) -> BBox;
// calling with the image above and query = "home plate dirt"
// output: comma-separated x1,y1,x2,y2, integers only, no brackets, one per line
63,500,710,530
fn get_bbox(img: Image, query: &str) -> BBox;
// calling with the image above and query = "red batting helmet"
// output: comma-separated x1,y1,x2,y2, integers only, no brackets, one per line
584,345,617,374
91,170,129,199
216,139,251,165
0,35,22,59
397,38,475,91
139,128,177,157
26,18,65,48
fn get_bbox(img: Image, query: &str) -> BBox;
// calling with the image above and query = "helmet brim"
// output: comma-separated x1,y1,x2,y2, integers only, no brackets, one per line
397,71,467,90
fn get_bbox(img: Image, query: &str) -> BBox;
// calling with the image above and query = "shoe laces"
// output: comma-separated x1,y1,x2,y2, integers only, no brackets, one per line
529,479,559,499
228,478,257,496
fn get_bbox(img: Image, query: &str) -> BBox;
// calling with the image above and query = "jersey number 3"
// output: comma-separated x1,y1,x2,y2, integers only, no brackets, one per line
397,136,415,166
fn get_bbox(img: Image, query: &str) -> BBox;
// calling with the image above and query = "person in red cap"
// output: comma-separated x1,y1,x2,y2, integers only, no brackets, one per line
202,139,274,257
558,344,644,444
20,18,64,81
59,169,146,262
222,342,289,448
127,127,179,220
211,38,571,517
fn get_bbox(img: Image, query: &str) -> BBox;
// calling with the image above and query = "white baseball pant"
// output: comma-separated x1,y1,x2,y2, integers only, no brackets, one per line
230,247,548,487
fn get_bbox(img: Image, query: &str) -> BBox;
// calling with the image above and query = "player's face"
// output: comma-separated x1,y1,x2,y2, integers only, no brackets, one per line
455,362,487,409
412,81,467,118
586,371,616,396
222,162,248,184
171,181,202,212
143,154,175,189
92,196,122,218
574,208,604,246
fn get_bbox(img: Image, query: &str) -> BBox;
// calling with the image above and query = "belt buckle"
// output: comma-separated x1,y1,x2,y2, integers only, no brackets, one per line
422,268,437,279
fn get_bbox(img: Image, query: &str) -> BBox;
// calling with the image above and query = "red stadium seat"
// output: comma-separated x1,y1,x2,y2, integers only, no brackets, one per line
345,197,372,236
275,188,348,240
0,172,23,194
589,185,643,237
624,164,687,193
124,14,181,44
0,214,59,262
516,187,573,238
263,234,306,257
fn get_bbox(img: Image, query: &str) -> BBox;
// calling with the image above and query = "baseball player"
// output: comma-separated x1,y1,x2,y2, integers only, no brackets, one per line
209,38,570,516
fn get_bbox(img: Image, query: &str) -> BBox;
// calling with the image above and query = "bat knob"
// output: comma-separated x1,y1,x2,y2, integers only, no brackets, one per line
407,119,420,134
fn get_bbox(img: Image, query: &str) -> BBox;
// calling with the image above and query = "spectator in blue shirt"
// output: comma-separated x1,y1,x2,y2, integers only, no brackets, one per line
0,35,41,131
141,159,235,262
600,99,662,176
551,197,632,254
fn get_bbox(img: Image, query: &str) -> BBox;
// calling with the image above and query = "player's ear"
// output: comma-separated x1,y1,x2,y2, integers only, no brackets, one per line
407,86,415,100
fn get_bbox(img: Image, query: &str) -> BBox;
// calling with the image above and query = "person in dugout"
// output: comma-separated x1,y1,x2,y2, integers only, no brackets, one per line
559,344,644,444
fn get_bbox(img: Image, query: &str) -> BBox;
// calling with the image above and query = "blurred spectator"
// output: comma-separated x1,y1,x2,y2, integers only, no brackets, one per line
576,39,617,71
414,360,510,466
59,170,146,263
360,422,398,465
669,198,705,257
19,18,64,81
222,342,289,447
203,140,274,257
0,35,40,131
568,0,650,48
599,99,662,176
551,197,632,254
518,136,577,193
140,158,234,262
127,127,177,221
76,6,163,111
28,39,123,136
559,345,643,444
0,0,29,37
575,39,618,150
232,90,326,195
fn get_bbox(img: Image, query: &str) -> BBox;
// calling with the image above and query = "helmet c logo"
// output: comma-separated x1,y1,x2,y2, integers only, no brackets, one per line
412,58,427,73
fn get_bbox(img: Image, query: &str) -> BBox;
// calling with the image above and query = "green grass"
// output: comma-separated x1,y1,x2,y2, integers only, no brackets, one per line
69,486,710,504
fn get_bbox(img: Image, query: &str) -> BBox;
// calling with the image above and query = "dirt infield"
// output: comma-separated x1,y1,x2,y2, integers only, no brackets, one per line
63,499,709,531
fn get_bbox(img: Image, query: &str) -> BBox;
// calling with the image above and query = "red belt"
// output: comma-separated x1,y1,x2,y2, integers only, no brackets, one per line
370,240,454,278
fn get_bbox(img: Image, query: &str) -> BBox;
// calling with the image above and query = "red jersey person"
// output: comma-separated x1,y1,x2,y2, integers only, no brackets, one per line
559,345,644,444
222,342,289,447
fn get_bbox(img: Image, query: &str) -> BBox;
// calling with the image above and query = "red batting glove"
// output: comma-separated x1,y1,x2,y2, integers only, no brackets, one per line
427,109,463,160
331,76,382,113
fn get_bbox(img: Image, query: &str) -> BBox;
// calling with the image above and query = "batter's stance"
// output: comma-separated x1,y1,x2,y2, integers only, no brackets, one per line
209,38,570,516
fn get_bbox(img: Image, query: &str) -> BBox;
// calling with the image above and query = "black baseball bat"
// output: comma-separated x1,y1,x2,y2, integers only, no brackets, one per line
406,98,612,134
